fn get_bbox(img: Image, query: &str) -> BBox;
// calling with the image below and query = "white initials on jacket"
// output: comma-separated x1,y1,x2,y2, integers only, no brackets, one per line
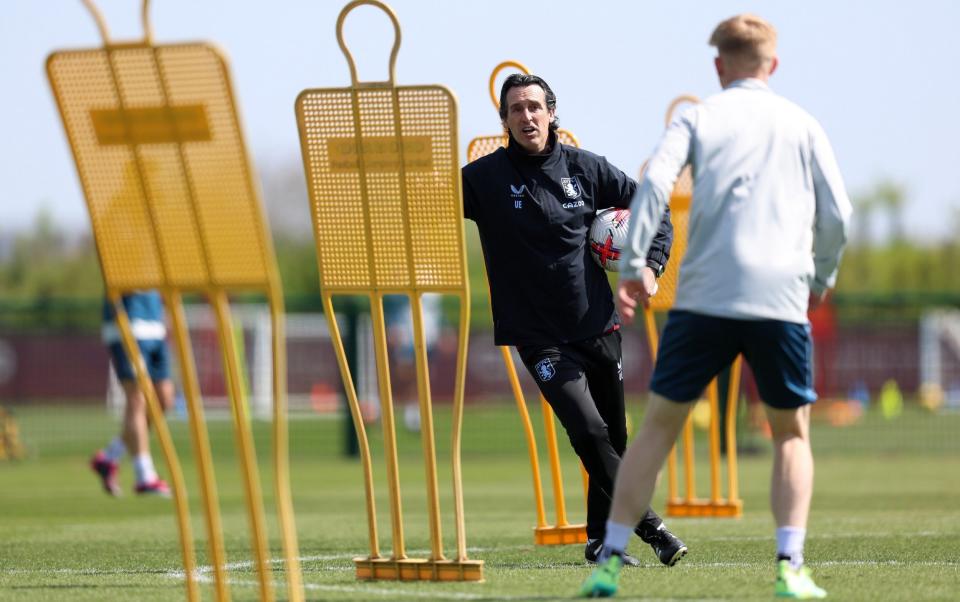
509,184,526,209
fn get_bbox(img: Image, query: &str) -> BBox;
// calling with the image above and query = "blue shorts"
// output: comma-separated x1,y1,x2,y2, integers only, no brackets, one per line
108,340,171,381
650,310,816,409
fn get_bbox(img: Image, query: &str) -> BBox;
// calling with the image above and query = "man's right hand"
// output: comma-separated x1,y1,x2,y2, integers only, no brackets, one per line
617,268,658,325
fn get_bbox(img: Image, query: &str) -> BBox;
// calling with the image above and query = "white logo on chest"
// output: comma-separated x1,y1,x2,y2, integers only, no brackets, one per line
561,176,582,199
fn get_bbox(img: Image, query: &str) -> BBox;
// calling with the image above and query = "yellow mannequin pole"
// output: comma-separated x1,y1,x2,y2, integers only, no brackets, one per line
111,294,199,602
165,292,229,601
501,347,547,528
726,357,743,501
369,294,407,560
322,295,380,558
210,291,273,602
450,290,472,562
707,380,722,502
541,398,570,527
410,293,445,561
268,287,304,601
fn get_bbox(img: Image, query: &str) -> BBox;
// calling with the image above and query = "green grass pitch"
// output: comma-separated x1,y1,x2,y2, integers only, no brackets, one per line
1,401,958,600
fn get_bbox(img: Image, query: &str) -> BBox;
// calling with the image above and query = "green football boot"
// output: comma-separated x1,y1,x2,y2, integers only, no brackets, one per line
775,560,827,599
578,553,623,598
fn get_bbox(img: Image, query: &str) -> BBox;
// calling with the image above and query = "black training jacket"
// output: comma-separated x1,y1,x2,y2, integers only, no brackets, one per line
462,133,673,346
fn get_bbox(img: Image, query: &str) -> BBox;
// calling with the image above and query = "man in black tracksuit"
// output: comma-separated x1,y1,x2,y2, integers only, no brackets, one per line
462,74,687,567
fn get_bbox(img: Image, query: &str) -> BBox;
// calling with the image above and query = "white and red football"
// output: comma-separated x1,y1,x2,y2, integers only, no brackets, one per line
588,208,631,272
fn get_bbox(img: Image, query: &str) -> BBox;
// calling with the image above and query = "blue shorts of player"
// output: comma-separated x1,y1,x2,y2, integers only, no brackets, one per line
651,310,816,409
108,340,171,381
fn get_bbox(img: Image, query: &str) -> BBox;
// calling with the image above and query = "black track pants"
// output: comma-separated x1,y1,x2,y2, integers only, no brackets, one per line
518,330,662,540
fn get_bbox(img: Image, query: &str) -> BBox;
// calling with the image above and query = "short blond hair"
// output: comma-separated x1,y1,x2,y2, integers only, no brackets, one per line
709,14,777,71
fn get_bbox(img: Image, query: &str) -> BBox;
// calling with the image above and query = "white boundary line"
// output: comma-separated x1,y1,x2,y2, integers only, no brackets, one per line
154,545,959,600
5,542,957,600
703,529,952,542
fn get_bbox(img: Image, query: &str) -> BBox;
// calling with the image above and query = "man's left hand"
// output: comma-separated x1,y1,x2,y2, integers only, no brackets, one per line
616,266,659,326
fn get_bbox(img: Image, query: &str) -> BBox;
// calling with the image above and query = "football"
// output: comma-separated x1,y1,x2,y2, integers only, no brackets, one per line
588,208,631,272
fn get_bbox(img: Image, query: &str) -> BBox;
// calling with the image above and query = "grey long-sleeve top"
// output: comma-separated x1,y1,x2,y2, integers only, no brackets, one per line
621,78,853,324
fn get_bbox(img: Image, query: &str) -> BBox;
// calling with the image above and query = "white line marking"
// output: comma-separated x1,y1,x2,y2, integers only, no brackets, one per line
703,530,951,542
158,547,959,601
163,549,533,600
6,542,956,601
685,560,959,568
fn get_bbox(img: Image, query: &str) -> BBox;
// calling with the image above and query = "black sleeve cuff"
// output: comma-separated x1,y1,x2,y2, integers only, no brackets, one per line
645,249,668,278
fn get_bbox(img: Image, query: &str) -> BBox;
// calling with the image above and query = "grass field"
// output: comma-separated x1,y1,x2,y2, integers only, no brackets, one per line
1,401,958,600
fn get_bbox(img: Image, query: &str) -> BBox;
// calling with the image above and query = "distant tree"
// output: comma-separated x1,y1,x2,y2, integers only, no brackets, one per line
259,159,313,241
873,180,908,243
851,190,877,247
851,179,908,246
0,209,99,299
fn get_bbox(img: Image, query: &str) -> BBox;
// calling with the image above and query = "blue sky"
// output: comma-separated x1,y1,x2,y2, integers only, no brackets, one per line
2,0,958,241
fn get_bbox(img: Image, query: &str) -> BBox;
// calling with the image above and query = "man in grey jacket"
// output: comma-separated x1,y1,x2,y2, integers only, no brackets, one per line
580,13,851,599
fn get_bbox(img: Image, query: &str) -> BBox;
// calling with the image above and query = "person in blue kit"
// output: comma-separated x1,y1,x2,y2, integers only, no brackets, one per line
462,73,686,567
383,293,443,432
90,290,174,497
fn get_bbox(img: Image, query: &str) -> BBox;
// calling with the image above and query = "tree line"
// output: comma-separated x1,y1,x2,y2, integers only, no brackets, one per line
1,180,957,332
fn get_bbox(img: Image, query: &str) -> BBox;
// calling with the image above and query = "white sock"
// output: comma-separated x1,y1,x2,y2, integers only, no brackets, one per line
599,520,634,562
104,437,126,463
133,454,158,485
776,526,806,569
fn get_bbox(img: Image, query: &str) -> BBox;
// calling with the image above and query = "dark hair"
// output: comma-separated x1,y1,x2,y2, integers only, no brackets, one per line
498,73,559,131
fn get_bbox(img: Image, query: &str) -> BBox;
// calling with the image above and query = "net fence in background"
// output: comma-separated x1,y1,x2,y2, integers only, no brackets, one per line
0,297,958,456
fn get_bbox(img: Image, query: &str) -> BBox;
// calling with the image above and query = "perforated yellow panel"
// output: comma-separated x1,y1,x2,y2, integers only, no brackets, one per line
466,129,579,163
648,167,692,311
647,95,698,311
47,43,271,292
296,85,465,292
